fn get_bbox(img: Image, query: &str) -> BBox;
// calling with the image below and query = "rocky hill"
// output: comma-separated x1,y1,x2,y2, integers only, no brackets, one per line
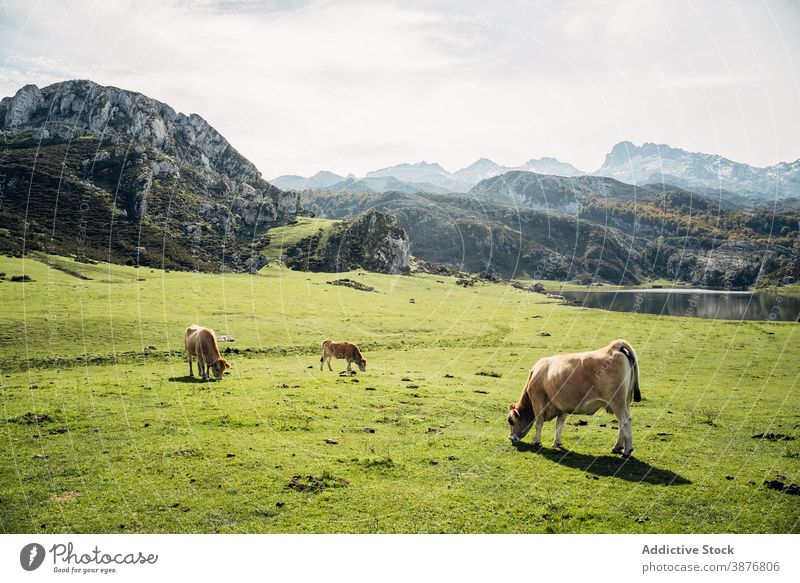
468,171,646,212
0,80,300,271
302,188,798,287
283,209,409,273
302,191,644,283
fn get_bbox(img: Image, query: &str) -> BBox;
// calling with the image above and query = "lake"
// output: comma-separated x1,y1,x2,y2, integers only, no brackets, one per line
558,288,800,321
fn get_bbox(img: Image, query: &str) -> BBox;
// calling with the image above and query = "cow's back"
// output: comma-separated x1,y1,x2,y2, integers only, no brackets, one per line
530,348,623,414
185,324,214,357
328,341,360,360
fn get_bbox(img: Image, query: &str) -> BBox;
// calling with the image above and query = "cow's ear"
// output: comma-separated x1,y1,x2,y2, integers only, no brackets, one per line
508,403,516,410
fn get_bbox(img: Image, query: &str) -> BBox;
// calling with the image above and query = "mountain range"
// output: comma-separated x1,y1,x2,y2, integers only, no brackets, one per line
275,143,800,201
1,79,796,287
272,157,585,195
302,182,798,286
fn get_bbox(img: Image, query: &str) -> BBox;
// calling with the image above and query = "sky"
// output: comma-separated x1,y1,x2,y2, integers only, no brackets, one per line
1,0,799,178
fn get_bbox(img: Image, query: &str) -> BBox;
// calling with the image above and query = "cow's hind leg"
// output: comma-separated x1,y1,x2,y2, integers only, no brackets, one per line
188,354,194,377
327,356,333,371
610,404,633,456
553,413,567,448
620,406,633,457
609,402,625,454
611,425,625,454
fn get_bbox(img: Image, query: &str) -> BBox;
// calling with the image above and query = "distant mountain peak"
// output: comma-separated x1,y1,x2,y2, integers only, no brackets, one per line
272,169,344,190
311,170,341,179
461,157,501,169
596,141,800,198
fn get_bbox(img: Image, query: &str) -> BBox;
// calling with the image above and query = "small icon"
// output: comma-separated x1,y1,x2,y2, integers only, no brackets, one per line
20,543,46,571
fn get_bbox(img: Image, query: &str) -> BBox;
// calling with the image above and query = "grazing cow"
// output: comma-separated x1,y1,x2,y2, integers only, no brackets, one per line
507,339,641,456
185,324,230,381
320,340,366,374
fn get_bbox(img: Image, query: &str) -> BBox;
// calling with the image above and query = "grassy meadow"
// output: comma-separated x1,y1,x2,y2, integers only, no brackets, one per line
0,253,798,533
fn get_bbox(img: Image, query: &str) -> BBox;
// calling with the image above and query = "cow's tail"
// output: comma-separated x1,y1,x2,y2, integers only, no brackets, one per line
613,339,641,402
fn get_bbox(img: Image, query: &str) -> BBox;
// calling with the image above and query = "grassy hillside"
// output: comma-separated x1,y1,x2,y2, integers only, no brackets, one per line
262,217,340,262
0,254,798,533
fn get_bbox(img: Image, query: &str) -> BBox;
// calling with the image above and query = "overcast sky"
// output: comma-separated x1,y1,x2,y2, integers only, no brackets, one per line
1,0,798,178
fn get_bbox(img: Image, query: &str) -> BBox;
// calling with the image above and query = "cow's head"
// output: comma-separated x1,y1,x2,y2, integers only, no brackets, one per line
358,358,367,372
211,358,230,380
507,403,533,444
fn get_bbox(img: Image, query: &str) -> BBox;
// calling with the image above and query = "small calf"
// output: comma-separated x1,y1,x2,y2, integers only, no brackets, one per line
185,324,230,380
320,340,366,374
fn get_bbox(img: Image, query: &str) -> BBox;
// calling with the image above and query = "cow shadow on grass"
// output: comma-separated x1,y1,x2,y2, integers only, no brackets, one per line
167,376,214,383
514,443,691,486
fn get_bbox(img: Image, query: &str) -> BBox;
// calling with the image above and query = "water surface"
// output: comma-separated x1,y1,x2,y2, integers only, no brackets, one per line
559,289,800,321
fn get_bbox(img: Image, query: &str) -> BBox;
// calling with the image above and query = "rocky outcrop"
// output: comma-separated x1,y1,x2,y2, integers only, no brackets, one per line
0,80,302,220
284,209,410,274
644,238,793,288
1,80,258,183
2,84,46,127
0,80,301,272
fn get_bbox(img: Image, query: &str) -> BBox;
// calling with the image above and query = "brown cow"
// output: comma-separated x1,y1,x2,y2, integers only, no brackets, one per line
185,324,230,381
507,339,641,456
320,340,366,374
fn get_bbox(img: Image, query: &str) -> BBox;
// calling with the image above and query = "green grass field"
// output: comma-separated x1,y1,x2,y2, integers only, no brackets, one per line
1,254,798,533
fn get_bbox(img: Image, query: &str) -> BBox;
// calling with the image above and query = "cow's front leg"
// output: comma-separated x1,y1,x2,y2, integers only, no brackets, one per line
346,360,353,375
532,416,544,447
553,413,567,448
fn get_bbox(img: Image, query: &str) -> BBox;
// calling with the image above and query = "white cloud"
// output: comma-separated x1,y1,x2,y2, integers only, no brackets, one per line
1,0,798,177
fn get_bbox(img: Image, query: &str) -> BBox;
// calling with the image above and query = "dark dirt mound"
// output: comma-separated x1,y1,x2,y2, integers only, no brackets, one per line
8,412,51,424
752,432,795,441
285,474,349,492
326,278,375,292
764,478,800,495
